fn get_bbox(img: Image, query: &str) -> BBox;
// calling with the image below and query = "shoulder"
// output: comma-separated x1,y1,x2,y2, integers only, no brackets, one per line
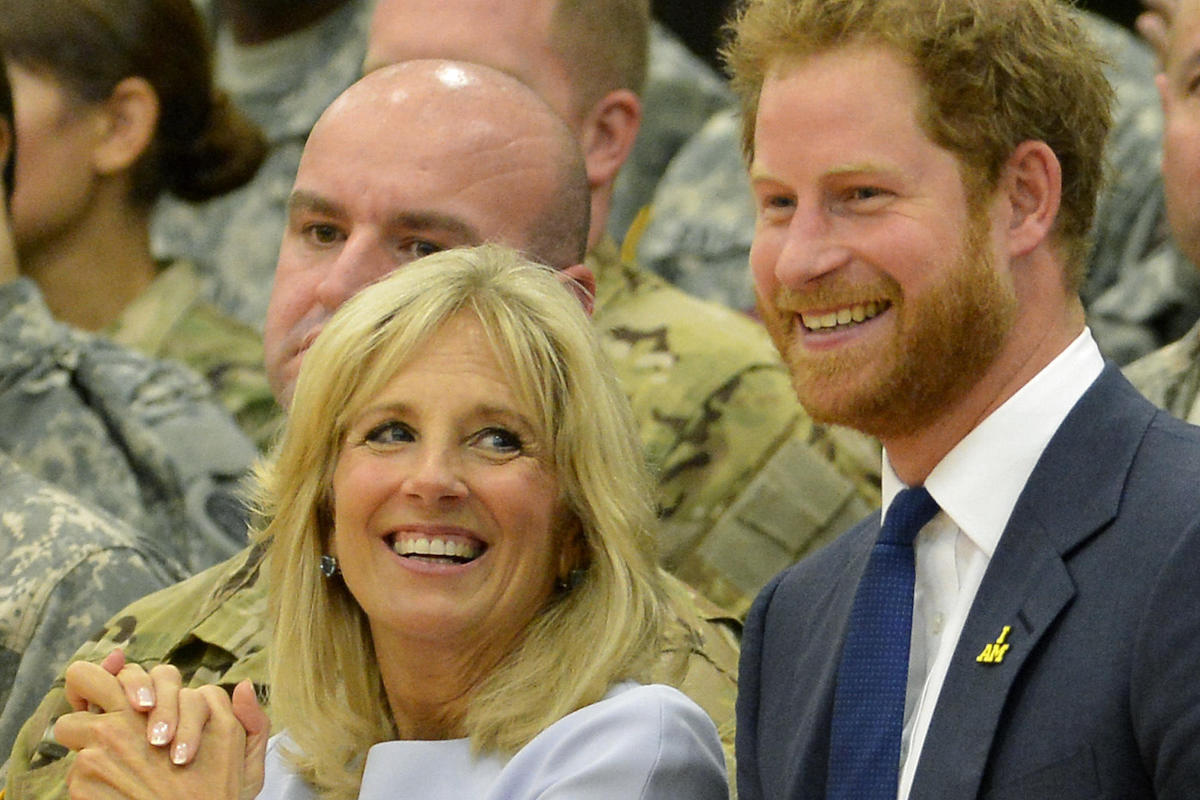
0,458,182,647
498,682,728,799
71,543,265,669
1123,321,1200,420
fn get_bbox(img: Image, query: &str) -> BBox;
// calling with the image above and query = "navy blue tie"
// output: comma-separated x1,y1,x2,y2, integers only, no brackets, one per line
827,486,940,800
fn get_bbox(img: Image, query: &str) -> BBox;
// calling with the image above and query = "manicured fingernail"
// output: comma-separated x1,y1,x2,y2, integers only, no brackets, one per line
136,688,154,709
150,721,170,746
171,742,188,765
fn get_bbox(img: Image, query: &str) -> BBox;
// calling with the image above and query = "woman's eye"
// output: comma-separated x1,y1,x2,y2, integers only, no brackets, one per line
474,427,523,454
363,420,413,445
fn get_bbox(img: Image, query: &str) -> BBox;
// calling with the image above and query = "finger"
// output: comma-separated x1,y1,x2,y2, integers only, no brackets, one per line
64,661,132,714
68,718,172,800
145,664,184,747
100,648,126,676
232,681,270,800
54,709,98,752
197,685,248,800
116,662,155,712
169,687,214,765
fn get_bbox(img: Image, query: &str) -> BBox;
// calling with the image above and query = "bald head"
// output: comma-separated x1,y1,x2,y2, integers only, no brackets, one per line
263,59,591,405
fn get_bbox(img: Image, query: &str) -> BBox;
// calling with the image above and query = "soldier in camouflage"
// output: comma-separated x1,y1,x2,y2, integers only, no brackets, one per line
0,61,257,576
0,453,186,765
1125,0,1200,420
633,11,1200,363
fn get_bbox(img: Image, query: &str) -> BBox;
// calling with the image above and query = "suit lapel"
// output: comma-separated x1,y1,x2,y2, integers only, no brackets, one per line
909,366,1156,797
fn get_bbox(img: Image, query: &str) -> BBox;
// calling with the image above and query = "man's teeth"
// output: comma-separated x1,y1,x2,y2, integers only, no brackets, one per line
801,301,884,331
392,536,481,561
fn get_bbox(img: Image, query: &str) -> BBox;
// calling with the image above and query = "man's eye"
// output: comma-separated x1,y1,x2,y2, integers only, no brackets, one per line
473,427,523,454
363,420,413,445
304,223,343,245
848,187,887,202
395,240,443,262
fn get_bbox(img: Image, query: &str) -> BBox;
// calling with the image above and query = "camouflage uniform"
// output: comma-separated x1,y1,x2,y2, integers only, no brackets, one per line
590,237,881,615
105,260,281,452
2,544,744,798
0,278,257,574
150,0,374,329
632,12,1200,360
607,22,735,243
1124,317,1200,424
0,454,186,762
634,106,756,311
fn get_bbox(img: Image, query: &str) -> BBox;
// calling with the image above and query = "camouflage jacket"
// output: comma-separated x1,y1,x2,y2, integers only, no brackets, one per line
0,278,256,573
1124,316,1200,424
2,543,744,799
105,260,281,452
151,0,373,329
0,454,186,763
590,238,881,616
633,12,1200,361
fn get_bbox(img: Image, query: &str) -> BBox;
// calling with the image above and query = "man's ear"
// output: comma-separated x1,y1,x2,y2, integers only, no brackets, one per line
578,88,640,190
92,76,158,176
559,263,596,316
1001,139,1061,259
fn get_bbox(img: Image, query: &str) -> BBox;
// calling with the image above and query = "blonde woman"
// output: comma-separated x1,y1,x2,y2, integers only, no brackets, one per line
58,245,727,800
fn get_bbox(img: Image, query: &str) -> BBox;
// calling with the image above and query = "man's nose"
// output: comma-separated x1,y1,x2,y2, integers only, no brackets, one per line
314,234,396,311
770,208,855,287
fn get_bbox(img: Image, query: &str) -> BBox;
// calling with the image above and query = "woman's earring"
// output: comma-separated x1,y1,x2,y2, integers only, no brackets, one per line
319,554,340,578
557,567,586,592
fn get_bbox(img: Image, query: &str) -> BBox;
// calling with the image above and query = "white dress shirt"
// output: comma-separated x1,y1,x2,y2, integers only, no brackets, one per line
884,329,1105,799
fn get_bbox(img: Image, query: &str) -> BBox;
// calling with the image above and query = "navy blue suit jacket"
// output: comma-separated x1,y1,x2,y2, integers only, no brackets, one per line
737,365,1200,799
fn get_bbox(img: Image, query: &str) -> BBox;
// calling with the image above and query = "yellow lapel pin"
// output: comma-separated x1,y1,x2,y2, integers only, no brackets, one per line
976,625,1012,665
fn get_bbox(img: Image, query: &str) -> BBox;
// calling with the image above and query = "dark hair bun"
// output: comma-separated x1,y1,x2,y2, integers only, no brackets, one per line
160,89,268,203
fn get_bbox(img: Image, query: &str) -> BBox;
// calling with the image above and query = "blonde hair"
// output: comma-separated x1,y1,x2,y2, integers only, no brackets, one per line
724,0,1114,289
253,244,666,800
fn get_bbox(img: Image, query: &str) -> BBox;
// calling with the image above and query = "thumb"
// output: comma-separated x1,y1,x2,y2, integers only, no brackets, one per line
232,680,269,800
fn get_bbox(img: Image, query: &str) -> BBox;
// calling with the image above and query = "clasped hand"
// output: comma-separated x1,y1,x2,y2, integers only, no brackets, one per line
54,650,269,800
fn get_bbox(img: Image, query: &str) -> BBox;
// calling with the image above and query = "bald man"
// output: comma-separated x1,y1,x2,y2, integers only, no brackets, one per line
2,62,745,799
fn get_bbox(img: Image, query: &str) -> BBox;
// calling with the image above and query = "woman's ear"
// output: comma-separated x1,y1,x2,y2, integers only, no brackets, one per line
92,76,159,176
556,513,588,584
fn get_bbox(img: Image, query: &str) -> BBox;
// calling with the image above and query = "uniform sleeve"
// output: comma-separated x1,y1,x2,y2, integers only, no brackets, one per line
0,547,174,763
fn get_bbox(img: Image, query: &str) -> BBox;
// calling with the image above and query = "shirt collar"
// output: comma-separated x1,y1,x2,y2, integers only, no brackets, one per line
882,328,1105,555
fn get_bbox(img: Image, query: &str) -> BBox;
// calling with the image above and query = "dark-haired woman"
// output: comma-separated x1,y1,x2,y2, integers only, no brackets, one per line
0,0,278,448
